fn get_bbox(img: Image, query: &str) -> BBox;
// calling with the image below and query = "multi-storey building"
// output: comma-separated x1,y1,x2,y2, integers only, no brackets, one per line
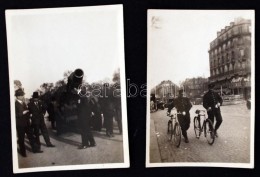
181,77,208,99
151,80,179,103
208,17,251,99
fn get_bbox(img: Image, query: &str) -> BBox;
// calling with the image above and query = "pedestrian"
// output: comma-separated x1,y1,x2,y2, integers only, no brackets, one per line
47,96,57,130
168,89,192,143
100,85,115,137
114,98,122,135
77,91,96,149
203,83,223,137
28,92,55,149
90,97,102,132
15,89,42,157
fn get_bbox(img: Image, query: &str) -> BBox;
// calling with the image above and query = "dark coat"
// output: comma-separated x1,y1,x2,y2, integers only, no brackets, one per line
47,102,55,121
15,100,30,127
203,90,223,110
174,97,192,113
28,100,47,125
77,97,95,126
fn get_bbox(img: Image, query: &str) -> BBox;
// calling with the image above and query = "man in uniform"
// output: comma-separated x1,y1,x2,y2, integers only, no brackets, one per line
168,89,192,143
28,92,55,149
77,88,96,149
15,89,42,157
203,83,223,137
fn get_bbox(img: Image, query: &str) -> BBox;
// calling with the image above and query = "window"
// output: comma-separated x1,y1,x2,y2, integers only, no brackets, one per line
231,51,235,60
226,53,229,63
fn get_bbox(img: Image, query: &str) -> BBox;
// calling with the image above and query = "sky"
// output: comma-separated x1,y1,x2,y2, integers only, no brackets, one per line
6,5,123,98
148,10,254,88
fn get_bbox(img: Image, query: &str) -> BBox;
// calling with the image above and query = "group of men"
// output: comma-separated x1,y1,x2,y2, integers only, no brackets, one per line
167,83,223,143
15,89,55,157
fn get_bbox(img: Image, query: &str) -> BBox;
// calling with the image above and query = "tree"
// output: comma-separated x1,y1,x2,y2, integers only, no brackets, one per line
112,68,120,83
14,80,22,91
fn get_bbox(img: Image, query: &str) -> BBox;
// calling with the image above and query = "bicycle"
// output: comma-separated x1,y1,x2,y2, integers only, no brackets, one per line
193,109,215,145
167,110,183,148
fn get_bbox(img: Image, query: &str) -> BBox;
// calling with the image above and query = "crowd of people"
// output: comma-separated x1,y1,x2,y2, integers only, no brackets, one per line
15,86,122,157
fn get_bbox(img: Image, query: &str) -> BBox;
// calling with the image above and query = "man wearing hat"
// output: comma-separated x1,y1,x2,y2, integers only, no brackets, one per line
15,89,42,157
168,89,192,143
203,83,223,137
28,92,55,149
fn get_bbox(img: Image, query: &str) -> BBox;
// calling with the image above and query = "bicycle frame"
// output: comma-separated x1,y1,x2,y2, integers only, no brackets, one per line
194,109,215,145
167,110,182,147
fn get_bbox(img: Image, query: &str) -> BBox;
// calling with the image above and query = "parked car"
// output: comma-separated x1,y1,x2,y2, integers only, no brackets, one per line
156,100,165,110
192,97,203,105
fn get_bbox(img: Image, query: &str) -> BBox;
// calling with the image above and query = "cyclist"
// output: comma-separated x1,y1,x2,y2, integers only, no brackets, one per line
168,89,192,143
203,83,223,137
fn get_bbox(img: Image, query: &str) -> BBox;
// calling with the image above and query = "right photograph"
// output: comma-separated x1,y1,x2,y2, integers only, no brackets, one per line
146,10,254,168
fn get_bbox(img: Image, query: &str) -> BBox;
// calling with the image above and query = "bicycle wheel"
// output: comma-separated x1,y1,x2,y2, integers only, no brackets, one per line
193,116,201,139
167,120,173,141
204,119,215,145
173,122,181,147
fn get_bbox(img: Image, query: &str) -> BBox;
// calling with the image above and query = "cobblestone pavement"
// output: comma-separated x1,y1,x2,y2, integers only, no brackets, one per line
17,120,124,168
150,103,251,163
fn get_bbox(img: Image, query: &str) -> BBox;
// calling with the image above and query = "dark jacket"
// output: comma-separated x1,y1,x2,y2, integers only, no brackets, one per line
174,97,192,113
15,100,31,127
203,90,223,110
28,100,46,125
77,97,95,124
47,102,55,121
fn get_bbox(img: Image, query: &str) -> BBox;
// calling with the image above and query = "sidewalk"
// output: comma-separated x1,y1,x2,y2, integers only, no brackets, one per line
149,118,161,163
18,119,124,168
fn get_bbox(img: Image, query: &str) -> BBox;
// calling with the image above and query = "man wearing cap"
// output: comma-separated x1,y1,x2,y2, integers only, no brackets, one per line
168,89,192,143
28,92,55,149
15,89,42,157
203,83,223,137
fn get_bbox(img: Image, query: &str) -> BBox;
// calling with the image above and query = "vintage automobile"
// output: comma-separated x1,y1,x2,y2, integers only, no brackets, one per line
193,98,203,105
156,100,165,110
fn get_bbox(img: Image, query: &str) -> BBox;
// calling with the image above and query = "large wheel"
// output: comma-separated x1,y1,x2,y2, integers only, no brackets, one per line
173,122,181,148
204,119,215,145
167,120,173,141
194,116,201,139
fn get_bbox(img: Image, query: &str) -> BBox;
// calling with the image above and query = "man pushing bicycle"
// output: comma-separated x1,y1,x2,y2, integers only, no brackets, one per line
203,83,223,138
168,89,192,143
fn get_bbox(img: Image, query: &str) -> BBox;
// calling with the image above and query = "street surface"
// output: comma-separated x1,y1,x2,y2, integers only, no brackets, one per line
18,120,124,168
150,103,251,163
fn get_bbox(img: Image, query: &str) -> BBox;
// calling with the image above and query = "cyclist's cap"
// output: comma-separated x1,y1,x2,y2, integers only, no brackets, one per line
208,83,215,89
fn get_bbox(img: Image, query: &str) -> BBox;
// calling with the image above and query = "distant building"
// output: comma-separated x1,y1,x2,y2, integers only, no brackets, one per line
208,17,251,99
151,80,179,103
181,77,208,99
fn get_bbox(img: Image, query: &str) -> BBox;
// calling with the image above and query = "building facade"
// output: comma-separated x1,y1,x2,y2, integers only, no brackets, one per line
208,17,251,99
151,80,179,103
181,77,208,99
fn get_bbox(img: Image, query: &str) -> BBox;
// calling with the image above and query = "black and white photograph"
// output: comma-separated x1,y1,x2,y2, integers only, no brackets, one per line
146,10,254,168
6,4,129,173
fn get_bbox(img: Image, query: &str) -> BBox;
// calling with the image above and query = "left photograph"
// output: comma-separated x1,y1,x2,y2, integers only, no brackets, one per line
6,5,129,173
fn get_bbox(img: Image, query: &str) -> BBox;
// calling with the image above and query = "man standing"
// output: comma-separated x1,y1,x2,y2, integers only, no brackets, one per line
169,89,192,143
28,92,55,149
77,93,96,149
203,83,223,137
47,96,57,130
15,89,42,157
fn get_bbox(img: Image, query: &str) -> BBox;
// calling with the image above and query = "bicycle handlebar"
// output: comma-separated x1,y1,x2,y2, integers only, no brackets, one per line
195,109,206,115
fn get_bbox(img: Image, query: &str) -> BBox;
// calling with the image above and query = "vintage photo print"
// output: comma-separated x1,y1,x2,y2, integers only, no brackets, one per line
146,10,254,168
6,4,129,173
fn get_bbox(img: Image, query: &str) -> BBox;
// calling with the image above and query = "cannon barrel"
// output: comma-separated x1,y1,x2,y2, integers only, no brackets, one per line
66,68,84,92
